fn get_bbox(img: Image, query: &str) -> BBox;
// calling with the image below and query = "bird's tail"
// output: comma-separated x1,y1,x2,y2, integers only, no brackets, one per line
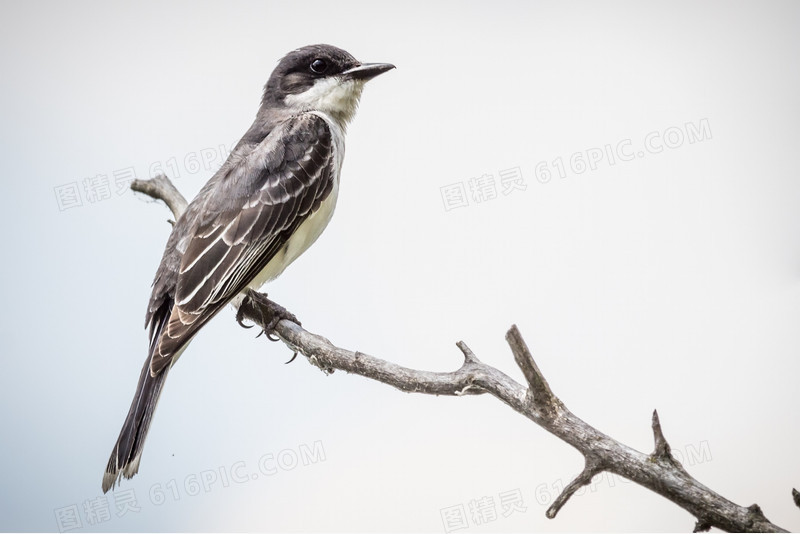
102,309,171,493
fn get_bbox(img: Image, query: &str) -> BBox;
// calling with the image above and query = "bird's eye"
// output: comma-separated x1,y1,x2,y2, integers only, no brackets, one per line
310,59,328,74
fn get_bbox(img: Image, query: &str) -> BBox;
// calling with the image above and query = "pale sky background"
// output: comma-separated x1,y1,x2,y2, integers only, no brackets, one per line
1,1,799,532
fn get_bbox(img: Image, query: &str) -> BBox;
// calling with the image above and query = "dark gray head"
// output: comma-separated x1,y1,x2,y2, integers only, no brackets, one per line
261,44,394,125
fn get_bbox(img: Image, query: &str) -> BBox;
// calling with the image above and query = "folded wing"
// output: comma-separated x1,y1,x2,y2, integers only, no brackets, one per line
149,114,334,375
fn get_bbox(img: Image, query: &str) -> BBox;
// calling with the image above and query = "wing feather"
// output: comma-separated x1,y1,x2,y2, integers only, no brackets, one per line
149,114,334,375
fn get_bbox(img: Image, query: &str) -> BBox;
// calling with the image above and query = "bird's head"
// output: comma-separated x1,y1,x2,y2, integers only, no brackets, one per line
262,44,394,127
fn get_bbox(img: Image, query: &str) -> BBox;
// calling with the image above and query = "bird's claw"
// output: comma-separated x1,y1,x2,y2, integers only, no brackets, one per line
239,290,301,342
236,305,254,329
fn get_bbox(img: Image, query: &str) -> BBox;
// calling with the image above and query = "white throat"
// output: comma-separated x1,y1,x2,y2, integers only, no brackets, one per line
284,77,365,128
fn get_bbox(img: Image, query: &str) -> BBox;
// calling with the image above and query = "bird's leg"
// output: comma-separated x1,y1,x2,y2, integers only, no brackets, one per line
238,290,301,342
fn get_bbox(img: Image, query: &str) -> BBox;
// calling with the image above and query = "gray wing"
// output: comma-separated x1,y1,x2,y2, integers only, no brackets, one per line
149,113,334,375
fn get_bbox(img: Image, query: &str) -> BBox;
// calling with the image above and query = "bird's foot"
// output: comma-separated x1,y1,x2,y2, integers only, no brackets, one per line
237,290,301,342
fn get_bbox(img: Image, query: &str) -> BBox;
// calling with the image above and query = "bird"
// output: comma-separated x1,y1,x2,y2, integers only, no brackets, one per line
102,44,394,492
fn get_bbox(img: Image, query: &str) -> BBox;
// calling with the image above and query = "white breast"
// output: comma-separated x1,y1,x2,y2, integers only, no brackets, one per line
245,112,346,292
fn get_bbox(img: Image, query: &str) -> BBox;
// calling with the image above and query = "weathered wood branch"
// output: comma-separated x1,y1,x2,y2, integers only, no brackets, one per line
133,174,791,532
131,174,188,224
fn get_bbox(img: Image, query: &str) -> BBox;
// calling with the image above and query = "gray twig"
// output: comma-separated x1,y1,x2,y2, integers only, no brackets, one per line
506,324,558,412
547,455,605,519
131,173,188,222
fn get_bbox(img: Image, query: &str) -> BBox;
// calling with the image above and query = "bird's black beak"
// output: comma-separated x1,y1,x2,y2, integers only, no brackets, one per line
341,62,396,81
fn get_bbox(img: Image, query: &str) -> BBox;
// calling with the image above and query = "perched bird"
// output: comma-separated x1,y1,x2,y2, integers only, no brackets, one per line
103,44,394,492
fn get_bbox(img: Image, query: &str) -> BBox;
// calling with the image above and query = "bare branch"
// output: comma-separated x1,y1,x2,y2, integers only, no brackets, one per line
131,173,188,220
131,174,790,533
650,409,688,470
546,455,604,519
246,313,791,533
456,340,480,365
651,409,671,459
270,320,518,401
505,324,558,412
